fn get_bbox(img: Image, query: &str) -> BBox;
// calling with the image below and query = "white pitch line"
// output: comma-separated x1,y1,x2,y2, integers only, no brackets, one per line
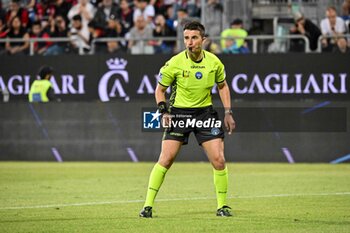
1,192,350,210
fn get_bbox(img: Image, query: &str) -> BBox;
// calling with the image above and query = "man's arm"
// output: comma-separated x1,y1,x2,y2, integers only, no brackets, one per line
217,80,235,135
155,83,167,104
47,87,60,102
155,83,171,127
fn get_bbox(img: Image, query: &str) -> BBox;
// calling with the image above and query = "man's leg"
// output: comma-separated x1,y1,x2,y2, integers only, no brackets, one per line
140,140,182,217
202,138,232,216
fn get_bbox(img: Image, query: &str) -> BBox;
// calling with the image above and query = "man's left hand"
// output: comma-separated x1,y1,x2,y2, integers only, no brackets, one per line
224,114,235,135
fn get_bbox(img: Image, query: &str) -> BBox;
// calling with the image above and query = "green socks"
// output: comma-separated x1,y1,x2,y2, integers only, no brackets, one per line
144,164,228,209
213,167,229,209
144,163,168,207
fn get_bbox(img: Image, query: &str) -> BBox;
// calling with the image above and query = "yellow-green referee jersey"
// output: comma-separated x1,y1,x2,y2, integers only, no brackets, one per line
158,50,226,108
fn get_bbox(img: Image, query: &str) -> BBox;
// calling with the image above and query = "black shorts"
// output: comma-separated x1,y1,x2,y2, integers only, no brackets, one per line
162,106,225,145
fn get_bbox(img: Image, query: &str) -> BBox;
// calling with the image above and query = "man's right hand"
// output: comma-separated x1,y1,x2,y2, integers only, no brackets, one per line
161,113,172,128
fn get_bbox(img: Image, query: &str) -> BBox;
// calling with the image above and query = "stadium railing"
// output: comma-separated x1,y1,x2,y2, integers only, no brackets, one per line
0,37,77,55
0,34,325,55
91,34,310,54
316,34,350,52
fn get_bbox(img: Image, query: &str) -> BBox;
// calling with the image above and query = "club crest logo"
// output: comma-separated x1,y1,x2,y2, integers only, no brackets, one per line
98,58,130,102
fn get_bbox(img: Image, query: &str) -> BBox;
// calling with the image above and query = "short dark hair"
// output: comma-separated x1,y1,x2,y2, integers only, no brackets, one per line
177,7,188,14
326,6,337,12
231,18,243,26
32,21,41,27
183,21,205,37
72,14,82,22
38,66,53,79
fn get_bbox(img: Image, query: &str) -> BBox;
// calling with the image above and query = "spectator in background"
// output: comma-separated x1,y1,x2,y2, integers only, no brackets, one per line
333,36,350,53
222,36,250,54
127,15,154,54
164,4,175,30
6,0,29,28
68,0,95,26
34,0,55,28
92,0,120,36
320,6,348,52
25,0,36,24
90,0,102,8
202,34,221,54
342,0,350,18
118,0,133,33
5,16,29,55
69,14,90,54
103,19,127,53
342,0,350,31
29,20,51,54
53,0,73,23
0,0,5,16
289,12,321,52
174,7,198,52
203,0,223,38
153,14,176,54
45,14,69,55
0,4,7,31
220,19,248,52
173,0,200,19
152,0,170,16
133,0,155,24
0,15,9,55
87,20,99,51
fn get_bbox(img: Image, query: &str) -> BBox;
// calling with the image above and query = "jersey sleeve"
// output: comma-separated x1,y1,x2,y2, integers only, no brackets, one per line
158,59,176,87
215,59,226,84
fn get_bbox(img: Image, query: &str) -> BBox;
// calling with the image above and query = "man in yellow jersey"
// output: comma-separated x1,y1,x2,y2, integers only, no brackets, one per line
28,66,57,102
140,21,235,218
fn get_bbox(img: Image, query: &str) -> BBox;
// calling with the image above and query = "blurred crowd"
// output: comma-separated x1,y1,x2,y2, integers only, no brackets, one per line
0,0,349,55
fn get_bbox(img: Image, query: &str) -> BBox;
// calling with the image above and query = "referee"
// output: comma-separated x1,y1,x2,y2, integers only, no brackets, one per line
140,21,236,218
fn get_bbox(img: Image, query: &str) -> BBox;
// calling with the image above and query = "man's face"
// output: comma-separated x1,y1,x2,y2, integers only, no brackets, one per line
296,17,305,25
103,0,112,7
72,19,82,29
10,1,19,11
80,0,88,6
56,16,66,29
184,29,203,54
11,17,21,29
326,9,337,25
177,11,187,20
137,0,147,9
135,16,146,29
32,25,41,35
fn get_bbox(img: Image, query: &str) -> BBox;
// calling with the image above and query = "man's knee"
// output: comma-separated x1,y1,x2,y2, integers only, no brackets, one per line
158,151,177,168
212,153,226,170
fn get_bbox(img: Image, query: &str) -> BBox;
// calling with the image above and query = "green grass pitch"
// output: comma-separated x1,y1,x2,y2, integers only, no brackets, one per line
0,162,349,233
